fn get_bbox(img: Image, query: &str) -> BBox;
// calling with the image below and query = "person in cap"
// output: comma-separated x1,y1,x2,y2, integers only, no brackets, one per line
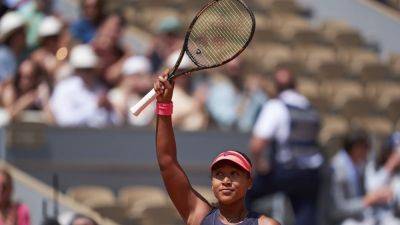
49,44,116,127
148,16,182,72
0,11,27,84
152,71,280,225
108,55,154,126
31,16,69,85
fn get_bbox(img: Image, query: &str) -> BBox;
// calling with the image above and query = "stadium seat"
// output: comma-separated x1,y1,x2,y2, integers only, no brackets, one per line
118,185,168,218
293,46,337,73
396,119,400,131
317,62,349,80
258,43,293,72
269,0,305,15
389,53,400,77
359,63,392,82
337,49,380,75
387,98,400,123
332,29,365,48
319,20,351,34
339,97,380,119
118,185,167,207
92,203,133,225
351,116,393,138
277,17,311,42
365,81,400,108
319,115,349,144
297,77,320,99
320,79,364,108
67,185,116,208
140,205,183,225
309,96,332,114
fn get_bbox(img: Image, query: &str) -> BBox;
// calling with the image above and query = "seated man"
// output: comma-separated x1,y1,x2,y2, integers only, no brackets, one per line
328,130,393,225
50,45,116,127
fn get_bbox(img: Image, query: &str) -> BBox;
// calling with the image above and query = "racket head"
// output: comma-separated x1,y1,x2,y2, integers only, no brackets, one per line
168,0,255,80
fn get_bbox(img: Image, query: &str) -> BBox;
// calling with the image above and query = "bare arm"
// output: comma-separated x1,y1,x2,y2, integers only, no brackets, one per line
155,73,211,224
249,136,270,174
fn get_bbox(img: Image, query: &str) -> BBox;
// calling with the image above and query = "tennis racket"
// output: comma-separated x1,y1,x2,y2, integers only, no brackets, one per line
130,0,255,116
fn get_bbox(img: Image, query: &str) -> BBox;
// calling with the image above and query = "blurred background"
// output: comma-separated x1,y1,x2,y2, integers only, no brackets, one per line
0,0,399,225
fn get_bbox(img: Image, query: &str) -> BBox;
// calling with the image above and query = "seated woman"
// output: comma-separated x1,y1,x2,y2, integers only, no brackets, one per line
1,59,51,122
0,168,31,225
153,72,280,225
365,132,400,224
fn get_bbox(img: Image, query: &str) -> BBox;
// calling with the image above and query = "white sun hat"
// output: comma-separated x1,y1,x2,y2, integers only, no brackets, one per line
122,55,151,76
166,50,194,69
69,44,98,69
39,16,63,37
0,11,25,41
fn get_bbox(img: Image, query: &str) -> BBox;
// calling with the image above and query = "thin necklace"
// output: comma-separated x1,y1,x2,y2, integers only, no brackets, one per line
219,210,248,224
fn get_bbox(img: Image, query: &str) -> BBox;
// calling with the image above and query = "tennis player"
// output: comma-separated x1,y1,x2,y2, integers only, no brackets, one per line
153,71,280,225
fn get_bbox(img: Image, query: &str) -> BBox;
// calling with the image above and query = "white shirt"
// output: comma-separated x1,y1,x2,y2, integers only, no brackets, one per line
50,75,115,127
253,89,310,144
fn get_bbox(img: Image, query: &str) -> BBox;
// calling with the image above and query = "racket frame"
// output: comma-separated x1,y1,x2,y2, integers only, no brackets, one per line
130,0,255,116
166,0,256,81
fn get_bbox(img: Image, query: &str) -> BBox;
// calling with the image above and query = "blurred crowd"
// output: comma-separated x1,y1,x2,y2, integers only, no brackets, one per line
0,0,269,132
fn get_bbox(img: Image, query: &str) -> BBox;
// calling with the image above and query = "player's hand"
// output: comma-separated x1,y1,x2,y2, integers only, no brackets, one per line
155,70,174,103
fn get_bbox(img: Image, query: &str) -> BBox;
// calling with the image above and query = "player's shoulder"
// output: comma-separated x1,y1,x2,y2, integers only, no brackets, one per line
258,215,281,225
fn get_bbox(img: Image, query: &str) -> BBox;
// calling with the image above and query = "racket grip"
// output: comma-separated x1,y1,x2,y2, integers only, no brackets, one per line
130,89,157,116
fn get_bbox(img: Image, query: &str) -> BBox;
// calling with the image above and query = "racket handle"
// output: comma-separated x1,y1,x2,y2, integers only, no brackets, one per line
130,89,157,116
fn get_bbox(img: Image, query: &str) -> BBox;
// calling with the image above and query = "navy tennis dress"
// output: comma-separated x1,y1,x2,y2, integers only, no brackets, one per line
201,208,260,225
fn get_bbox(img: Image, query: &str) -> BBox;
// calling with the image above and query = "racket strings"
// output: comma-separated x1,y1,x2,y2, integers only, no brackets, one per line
187,0,253,67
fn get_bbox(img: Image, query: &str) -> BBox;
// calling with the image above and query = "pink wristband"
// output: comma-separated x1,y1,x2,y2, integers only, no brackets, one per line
156,102,173,116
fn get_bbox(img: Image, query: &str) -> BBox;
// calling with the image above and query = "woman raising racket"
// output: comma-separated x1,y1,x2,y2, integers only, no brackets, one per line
153,71,280,225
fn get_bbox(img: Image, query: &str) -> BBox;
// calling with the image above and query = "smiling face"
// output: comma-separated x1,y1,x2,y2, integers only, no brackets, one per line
211,161,252,205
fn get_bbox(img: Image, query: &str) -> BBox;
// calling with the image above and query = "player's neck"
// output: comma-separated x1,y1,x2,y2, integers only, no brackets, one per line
218,201,248,224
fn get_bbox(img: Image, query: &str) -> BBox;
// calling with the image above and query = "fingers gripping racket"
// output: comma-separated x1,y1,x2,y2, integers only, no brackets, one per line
130,0,255,116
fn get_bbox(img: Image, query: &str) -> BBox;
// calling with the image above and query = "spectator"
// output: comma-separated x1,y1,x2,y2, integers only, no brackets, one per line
1,59,50,122
0,11,27,84
18,0,53,48
147,16,182,72
91,14,127,88
236,73,268,132
328,130,393,225
70,0,105,43
31,16,70,86
365,132,400,224
167,51,208,131
246,69,323,225
0,168,31,225
108,55,154,126
50,44,116,127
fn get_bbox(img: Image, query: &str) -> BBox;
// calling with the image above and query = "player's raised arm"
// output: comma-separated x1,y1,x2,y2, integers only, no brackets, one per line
154,72,211,224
